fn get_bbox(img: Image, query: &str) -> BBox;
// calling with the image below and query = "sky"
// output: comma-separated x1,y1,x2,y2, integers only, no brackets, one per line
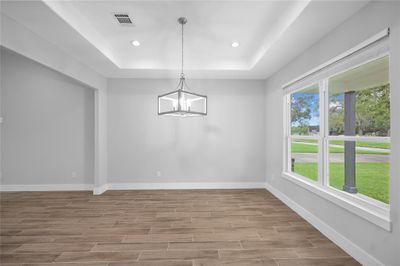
291,92,321,126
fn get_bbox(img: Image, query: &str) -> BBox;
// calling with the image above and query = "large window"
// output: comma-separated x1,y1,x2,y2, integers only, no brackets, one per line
283,30,391,220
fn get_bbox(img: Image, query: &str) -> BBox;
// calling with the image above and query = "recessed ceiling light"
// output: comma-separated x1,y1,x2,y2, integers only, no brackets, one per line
131,40,140,47
231,42,240,48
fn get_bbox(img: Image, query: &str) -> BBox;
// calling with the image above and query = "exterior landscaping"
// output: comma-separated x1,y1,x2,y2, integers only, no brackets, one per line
291,141,390,203
293,162,389,203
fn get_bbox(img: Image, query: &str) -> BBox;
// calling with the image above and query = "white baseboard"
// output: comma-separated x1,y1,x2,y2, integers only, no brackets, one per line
107,182,265,191
0,184,93,192
93,183,109,195
264,182,382,266
0,182,263,193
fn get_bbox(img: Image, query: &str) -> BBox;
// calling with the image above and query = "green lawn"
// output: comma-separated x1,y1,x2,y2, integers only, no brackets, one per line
290,138,390,203
292,138,318,143
330,140,390,149
293,138,390,150
291,143,389,155
293,162,389,203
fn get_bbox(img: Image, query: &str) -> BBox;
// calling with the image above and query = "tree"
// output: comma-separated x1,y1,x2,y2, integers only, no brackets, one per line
328,84,390,136
329,94,344,135
291,95,312,135
356,84,390,136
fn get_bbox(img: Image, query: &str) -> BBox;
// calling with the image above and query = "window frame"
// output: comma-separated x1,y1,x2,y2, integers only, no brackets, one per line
286,81,324,184
282,52,391,231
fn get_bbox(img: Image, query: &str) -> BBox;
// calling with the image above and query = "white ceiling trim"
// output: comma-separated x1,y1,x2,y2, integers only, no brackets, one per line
43,0,122,68
1,0,370,79
42,0,311,71
250,0,310,68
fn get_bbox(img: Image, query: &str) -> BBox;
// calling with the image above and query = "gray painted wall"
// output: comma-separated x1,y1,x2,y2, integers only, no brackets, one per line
264,1,400,264
0,48,94,185
107,79,265,183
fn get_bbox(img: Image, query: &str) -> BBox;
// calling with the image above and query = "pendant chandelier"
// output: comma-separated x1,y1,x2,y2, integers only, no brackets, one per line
157,17,207,117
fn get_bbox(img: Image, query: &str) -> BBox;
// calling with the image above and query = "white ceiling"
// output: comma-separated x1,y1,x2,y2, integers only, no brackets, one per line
1,0,370,79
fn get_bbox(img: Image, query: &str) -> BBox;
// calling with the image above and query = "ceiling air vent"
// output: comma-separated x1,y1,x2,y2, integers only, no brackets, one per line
113,13,134,26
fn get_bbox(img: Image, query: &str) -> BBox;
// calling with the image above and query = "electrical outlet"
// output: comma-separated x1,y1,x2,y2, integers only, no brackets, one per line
71,171,77,178
156,171,162,177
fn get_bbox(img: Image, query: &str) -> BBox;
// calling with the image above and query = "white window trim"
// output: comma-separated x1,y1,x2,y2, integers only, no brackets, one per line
282,29,391,231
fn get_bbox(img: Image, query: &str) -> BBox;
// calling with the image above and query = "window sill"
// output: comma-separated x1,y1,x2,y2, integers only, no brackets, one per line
281,171,391,231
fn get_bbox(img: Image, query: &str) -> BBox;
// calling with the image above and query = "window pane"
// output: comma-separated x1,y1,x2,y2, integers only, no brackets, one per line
290,138,319,181
328,56,390,137
291,84,320,136
328,140,390,203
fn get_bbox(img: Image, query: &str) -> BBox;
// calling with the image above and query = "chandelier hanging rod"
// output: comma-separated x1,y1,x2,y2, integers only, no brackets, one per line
178,17,187,79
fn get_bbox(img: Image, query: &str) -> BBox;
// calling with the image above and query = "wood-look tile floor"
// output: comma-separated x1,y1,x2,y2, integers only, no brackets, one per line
0,189,360,266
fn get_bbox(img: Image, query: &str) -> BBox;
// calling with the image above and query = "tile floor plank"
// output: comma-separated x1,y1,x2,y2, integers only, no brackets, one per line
54,251,140,262
168,241,241,250
14,242,95,253
0,189,360,265
219,248,298,259
91,242,168,252
139,249,219,260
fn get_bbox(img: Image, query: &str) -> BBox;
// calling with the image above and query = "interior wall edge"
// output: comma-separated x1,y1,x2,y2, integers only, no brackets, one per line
0,13,107,91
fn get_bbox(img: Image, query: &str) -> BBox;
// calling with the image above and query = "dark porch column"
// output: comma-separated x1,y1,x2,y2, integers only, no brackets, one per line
343,91,357,193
